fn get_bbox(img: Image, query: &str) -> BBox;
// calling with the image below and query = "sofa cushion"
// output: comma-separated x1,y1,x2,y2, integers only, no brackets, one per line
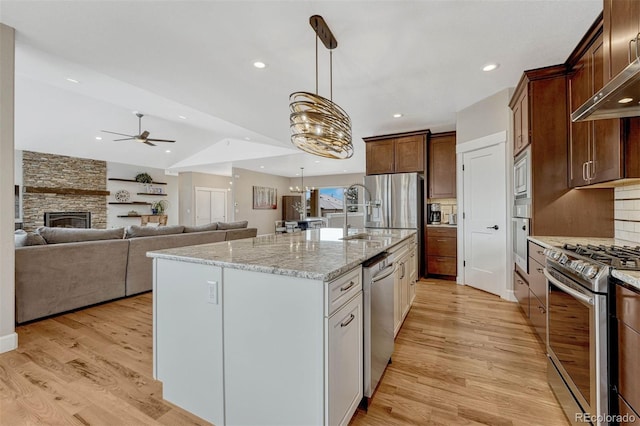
14,230,47,247
125,224,185,238
217,220,248,230
36,226,125,244
183,222,218,233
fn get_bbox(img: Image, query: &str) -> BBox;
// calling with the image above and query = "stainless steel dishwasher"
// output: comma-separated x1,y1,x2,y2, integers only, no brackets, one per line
362,251,395,405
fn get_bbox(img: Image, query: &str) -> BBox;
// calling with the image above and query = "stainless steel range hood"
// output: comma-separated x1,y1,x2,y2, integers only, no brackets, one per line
571,57,640,122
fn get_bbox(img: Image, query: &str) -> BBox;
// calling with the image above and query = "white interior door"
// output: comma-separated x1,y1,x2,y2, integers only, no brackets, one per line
462,143,507,296
195,187,227,225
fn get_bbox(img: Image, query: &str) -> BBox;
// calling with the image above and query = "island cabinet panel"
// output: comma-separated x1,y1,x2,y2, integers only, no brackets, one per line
428,131,456,199
154,259,224,426
603,0,640,83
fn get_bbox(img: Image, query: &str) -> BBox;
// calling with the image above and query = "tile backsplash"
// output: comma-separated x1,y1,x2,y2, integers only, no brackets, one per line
614,183,640,243
428,198,457,223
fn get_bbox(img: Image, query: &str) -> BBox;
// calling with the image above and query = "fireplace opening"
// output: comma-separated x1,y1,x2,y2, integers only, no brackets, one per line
44,212,91,228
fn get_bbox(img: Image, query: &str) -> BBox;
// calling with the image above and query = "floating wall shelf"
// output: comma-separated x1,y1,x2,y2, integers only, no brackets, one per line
108,178,167,185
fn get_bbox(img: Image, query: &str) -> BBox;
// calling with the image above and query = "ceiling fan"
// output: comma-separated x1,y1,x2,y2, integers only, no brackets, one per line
102,113,176,146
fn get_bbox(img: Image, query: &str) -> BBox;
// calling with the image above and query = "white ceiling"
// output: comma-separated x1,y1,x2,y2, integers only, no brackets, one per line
1,0,602,178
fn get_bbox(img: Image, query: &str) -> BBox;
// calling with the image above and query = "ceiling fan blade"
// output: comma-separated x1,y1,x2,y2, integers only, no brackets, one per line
144,141,157,146
140,130,150,139
112,137,135,141
146,138,176,143
102,130,135,137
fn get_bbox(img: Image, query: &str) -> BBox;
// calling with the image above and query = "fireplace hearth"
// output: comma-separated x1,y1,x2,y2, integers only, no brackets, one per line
44,212,91,228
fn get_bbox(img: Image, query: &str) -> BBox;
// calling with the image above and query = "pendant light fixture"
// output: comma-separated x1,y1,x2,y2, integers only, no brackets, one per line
289,167,315,193
289,15,353,159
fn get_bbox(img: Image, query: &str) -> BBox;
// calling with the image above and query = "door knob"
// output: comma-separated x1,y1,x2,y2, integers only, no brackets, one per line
487,225,499,230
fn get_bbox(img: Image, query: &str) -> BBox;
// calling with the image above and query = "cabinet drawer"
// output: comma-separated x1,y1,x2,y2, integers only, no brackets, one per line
528,241,546,268
427,256,456,276
326,267,362,316
514,271,529,318
617,284,640,333
427,227,456,238
618,395,640,426
529,290,546,344
528,259,546,300
427,237,456,257
619,319,640,414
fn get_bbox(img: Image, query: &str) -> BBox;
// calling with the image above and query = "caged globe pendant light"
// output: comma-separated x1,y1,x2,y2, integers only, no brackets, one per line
289,15,353,159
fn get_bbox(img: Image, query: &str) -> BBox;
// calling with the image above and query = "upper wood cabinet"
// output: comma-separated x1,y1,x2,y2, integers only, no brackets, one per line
428,131,456,199
364,130,428,175
512,89,529,156
568,30,624,187
603,0,640,83
509,65,613,237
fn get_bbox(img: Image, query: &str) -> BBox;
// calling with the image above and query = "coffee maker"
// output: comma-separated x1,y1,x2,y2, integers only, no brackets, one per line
428,203,441,224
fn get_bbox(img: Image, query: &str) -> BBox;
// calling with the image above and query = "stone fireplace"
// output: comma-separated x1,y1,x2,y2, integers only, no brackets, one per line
21,151,108,231
44,211,92,228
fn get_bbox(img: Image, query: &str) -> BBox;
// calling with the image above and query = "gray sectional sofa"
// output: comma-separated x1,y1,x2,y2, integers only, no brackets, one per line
15,222,257,323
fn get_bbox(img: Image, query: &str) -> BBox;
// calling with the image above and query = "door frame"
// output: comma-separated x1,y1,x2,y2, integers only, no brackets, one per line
194,186,228,225
456,130,515,301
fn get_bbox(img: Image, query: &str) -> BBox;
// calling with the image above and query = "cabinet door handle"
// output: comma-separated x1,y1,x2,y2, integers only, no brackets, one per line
629,33,640,63
536,268,543,273
340,313,355,328
538,305,546,314
437,239,447,242
537,250,544,255
582,162,587,182
340,281,355,292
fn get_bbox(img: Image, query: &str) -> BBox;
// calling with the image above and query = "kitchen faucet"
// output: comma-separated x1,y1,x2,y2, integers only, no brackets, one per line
343,183,377,237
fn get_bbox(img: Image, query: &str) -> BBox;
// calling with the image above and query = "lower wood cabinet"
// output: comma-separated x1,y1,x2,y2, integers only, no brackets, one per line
426,226,457,277
513,241,547,345
514,270,530,317
616,284,640,420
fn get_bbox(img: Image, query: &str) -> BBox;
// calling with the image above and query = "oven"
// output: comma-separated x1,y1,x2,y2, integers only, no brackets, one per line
544,259,609,425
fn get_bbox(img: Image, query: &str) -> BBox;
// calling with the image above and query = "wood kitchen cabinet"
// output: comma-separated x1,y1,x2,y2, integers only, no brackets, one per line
614,283,640,422
428,131,456,199
510,64,612,237
603,0,640,83
568,29,623,187
364,130,428,175
512,89,529,156
426,226,457,278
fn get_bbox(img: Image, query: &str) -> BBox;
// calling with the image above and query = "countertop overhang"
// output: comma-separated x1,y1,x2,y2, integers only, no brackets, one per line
148,228,416,282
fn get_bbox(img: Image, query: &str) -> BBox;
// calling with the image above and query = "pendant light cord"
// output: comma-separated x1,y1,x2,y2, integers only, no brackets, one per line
315,35,318,95
330,51,333,102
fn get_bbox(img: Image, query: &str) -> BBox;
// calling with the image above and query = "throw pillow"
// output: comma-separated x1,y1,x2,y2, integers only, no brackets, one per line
183,222,219,233
36,226,125,244
217,220,248,230
125,225,185,238
15,230,47,247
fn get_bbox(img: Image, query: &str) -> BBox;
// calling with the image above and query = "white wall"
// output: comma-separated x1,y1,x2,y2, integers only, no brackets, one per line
178,172,232,226
232,167,291,236
0,23,17,353
106,162,179,228
288,173,365,190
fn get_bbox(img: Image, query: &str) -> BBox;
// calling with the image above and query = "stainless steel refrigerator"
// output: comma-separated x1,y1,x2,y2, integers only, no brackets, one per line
364,173,424,277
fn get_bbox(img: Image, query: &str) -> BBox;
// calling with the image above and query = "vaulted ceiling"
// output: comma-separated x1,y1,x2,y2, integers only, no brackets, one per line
1,0,601,177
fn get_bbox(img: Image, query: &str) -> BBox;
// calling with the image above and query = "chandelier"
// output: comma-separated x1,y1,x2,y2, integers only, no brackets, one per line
289,167,315,194
289,15,353,159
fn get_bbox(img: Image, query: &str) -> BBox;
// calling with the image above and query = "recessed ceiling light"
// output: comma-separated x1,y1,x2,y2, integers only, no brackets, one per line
165,150,171,153
66,78,79,83
618,97,634,104
245,137,251,141
260,165,265,169
343,170,347,173
253,61,266,69
482,63,499,72
229,181,233,185
314,160,320,163
393,113,403,118
95,136,102,140
178,115,187,120
295,173,300,176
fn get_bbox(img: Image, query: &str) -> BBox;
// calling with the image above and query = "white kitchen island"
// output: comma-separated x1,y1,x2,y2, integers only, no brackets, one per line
148,228,416,426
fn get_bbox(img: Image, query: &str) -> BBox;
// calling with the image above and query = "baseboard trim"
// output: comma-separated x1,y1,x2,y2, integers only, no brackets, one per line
502,289,517,302
0,332,18,353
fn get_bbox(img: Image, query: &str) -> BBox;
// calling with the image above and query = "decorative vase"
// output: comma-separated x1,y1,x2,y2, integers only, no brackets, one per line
151,208,159,215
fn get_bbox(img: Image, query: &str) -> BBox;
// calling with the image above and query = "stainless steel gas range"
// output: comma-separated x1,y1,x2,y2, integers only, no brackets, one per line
542,243,640,426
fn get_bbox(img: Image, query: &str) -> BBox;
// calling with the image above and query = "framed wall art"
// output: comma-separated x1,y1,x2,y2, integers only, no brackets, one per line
253,186,277,209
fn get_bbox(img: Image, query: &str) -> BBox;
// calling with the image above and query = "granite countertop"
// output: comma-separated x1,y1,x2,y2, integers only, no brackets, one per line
427,223,457,228
147,228,416,282
528,235,640,291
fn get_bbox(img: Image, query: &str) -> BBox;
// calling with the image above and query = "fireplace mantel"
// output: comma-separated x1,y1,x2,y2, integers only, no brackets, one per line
24,186,110,196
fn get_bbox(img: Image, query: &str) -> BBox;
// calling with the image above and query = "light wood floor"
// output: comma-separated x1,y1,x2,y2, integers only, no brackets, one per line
0,279,568,425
